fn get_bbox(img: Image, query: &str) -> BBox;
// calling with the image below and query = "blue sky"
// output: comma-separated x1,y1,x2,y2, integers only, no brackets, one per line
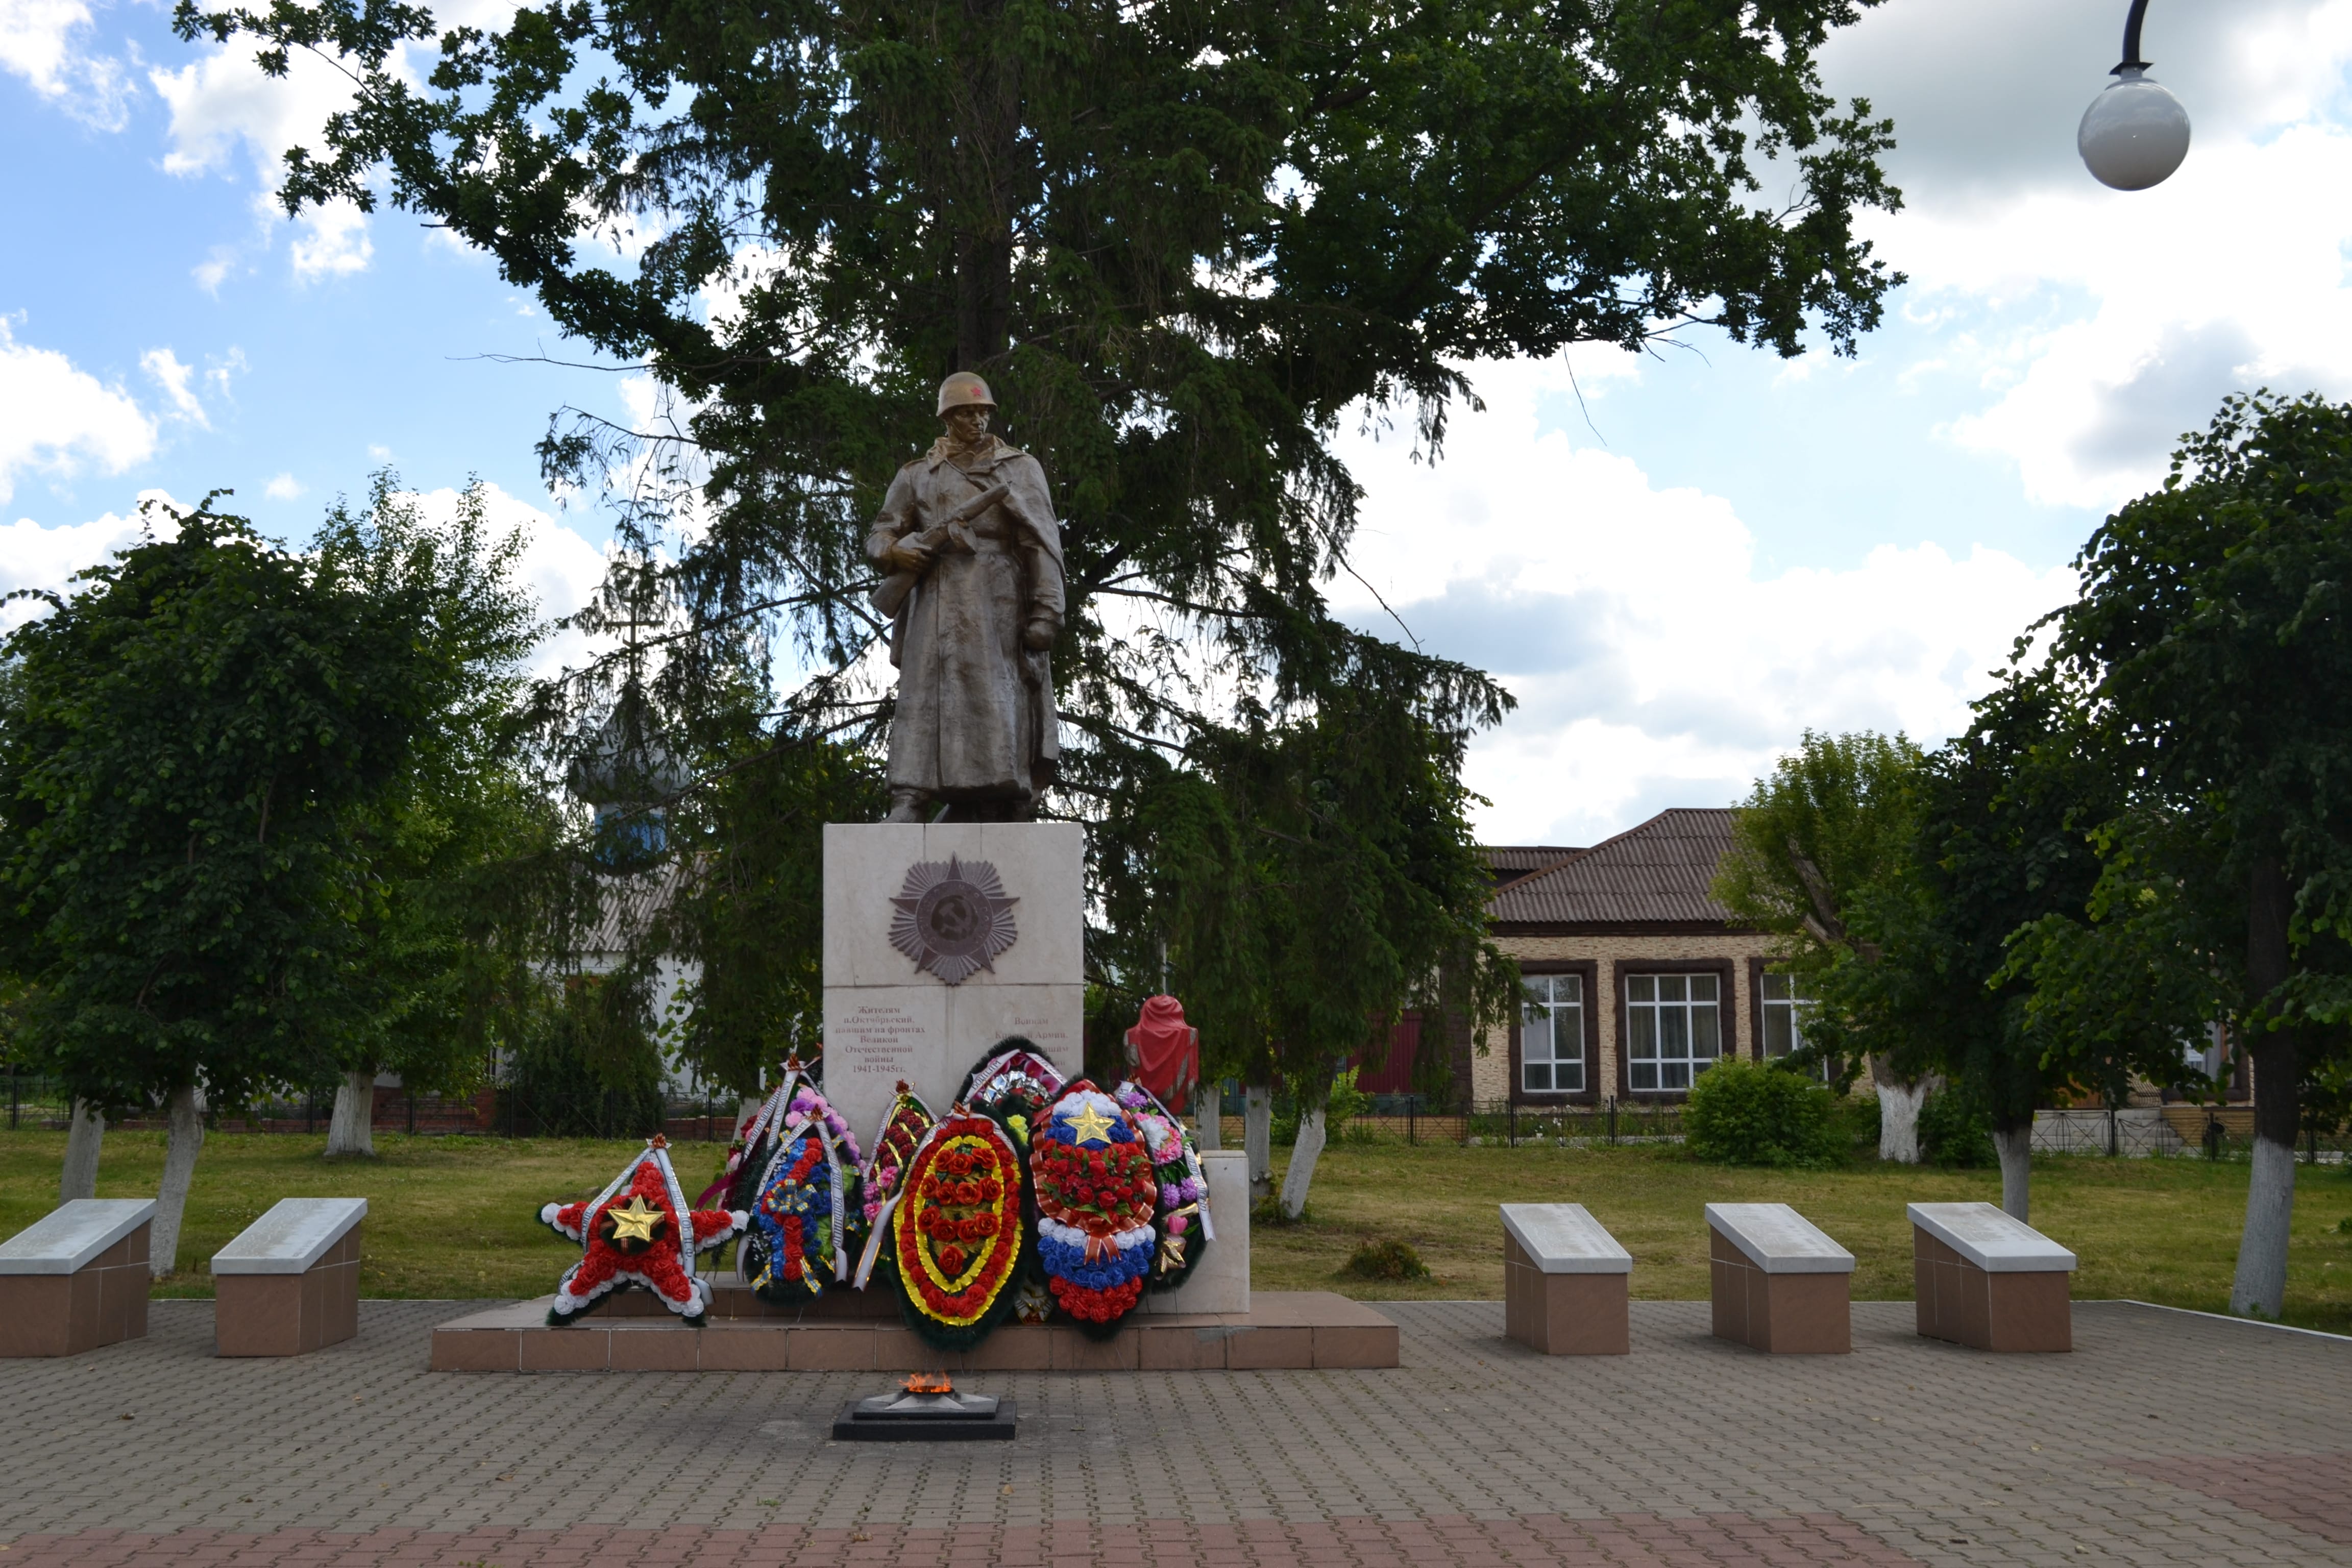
7,0,2352,844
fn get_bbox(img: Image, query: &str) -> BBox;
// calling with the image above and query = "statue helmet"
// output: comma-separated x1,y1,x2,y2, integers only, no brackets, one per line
937,371,997,418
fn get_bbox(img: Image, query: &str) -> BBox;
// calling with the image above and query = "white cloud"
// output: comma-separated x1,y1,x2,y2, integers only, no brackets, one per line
1821,0,2352,512
1333,360,2075,844
0,0,134,129
140,347,210,427
0,323,157,503
289,199,374,281
264,472,304,500
0,491,180,634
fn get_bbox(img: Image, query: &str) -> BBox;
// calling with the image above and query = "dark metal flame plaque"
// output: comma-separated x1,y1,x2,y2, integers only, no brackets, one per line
888,854,1018,985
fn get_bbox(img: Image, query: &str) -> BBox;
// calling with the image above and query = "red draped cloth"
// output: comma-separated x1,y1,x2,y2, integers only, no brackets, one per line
1124,995,1200,1113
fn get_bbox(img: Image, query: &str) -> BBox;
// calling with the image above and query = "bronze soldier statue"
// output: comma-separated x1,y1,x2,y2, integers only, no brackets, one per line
867,373,1065,822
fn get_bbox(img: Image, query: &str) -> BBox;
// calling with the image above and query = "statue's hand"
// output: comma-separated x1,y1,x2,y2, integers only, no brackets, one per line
886,537,934,573
1020,618,1057,651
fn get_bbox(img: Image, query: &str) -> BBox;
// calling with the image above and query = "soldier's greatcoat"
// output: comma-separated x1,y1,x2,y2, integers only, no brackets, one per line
866,435,1064,807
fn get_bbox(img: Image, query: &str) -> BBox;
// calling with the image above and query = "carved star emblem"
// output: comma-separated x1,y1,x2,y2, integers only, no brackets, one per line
888,855,1018,985
1065,1102,1116,1146
603,1193,667,1248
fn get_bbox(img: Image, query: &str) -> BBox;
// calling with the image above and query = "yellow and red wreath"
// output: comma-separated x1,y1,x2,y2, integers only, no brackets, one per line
890,1111,1024,1350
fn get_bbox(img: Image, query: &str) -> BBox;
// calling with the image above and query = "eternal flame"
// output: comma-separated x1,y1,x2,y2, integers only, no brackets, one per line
866,373,1066,822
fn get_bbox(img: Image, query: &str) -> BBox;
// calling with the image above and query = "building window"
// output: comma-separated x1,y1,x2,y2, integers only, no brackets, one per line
1759,972,1814,1059
1522,974,1584,1094
1626,973,1720,1091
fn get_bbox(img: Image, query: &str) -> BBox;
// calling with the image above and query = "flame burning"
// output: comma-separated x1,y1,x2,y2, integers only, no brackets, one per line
902,1371,955,1396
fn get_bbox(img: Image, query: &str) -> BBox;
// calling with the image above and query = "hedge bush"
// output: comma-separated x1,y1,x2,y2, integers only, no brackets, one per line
1919,1082,1998,1167
1685,1057,1846,1168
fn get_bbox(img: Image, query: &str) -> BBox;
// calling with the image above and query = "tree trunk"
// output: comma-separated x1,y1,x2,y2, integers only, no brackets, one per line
1875,1062,1929,1163
1279,1107,1326,1220
1993,1121,2032,1222
1193,1084,1221,1150
151,1084,206,1280
325,1068,377,1157
60,1099,105,1201
1244,1085,1272,1201
2232,857,2299,1319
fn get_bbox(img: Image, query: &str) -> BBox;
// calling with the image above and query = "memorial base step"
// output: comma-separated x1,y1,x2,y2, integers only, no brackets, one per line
429,1287,1395,1373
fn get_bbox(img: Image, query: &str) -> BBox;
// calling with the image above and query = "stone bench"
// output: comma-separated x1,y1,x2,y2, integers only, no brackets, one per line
1501,1203,1631,1355
211,1198,366,1356
1909,1202,2075,1353
1706,1203,1853,1354
0,1199,156,1357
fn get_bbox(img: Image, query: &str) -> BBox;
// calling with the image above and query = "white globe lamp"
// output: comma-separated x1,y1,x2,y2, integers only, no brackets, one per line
2079,2,2190,191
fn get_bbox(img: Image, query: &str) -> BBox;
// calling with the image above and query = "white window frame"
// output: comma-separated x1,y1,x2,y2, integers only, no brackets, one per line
1520,973,1584,1095
1759,971,1816,1060
1625,972,1721,1092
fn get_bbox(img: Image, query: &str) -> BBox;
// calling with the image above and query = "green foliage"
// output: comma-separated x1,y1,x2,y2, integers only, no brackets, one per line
2024,392,2352,1155
0,492,527,1115
1917,1082,1996,1169
1711,730,1924,1082
1683,1058,1844,1169
1340,1237,1429,1282
501,972,668,1138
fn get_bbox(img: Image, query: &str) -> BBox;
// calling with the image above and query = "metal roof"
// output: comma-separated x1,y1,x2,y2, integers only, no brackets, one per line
1482,845,1582,885
1485,808,1744,928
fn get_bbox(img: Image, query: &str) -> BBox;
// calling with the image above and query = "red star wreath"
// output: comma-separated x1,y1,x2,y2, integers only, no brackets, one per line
540,1135,748,1327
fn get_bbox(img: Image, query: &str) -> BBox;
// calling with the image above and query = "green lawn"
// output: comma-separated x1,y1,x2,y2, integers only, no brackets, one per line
7,1126,2352,1333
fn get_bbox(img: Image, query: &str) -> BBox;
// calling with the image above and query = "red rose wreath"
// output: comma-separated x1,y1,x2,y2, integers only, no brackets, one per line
540,1135,747,1327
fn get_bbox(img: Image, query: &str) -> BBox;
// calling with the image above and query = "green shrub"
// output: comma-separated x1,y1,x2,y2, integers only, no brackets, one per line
1837,1089,1883,1158
1919,1081,1997,1168
1684,1057,1844,1168
1341,1238,1430,1281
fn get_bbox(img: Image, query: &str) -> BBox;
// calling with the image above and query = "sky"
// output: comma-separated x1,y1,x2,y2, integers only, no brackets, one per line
5,0,2351,846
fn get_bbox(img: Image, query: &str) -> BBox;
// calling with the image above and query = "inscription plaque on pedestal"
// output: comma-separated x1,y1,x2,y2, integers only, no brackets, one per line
823,821,1084,1148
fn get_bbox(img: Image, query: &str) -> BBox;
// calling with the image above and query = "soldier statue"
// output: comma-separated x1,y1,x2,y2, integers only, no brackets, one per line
866,373,1065,822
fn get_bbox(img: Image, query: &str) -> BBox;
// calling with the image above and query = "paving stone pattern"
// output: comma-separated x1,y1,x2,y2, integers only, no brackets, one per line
0,1299,2345,1566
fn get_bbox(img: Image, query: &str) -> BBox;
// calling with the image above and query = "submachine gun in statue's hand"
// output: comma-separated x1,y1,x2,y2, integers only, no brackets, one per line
869,482,1012,619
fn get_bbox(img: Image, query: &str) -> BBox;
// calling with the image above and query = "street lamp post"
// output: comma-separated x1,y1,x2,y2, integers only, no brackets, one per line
2078,0,2192,190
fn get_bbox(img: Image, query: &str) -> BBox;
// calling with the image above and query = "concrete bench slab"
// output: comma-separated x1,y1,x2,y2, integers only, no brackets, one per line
211,1198,366,1357
0,1199,155,1357
1501,1203,1630,1355
1706,1203,1853,1354
1908,1202,2074,1353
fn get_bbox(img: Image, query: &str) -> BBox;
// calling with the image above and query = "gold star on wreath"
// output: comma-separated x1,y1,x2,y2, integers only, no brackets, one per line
603,1193,668,1248
1064,1102,1116,1146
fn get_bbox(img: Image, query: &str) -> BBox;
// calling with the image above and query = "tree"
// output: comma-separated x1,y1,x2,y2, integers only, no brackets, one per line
179,0,1904,1147
0,496,504,1270
1713,729,1927,1158
309,475,544,1155
2035,391,2352,1318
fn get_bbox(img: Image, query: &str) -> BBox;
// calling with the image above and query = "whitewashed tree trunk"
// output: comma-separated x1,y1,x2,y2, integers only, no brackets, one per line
325,1069,377,1157
151,1084,206,1280
1875,1064,1929,1164
1193,1089,1221,1150
1994,1122,2032,1222
2230,1135,2296,1318
60,1100,104,1201
1244,1085,1272,1200
1278,1107,1326,1220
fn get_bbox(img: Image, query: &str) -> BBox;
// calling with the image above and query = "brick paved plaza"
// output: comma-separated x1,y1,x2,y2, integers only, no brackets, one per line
1,1298,2345,1566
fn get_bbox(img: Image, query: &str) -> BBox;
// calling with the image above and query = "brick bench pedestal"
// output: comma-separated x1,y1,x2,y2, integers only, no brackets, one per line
1707,1203,1853,1355
212,1197,366,1357
1501,1203,1630,1355
1909,1202,2074,1353
0,1199,156,1358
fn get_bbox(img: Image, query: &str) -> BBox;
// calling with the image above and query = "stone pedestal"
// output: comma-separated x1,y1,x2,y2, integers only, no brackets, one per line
1707,1203,1853,1355
1501,1203,1631,1355
0,1199,154,1358
823,821,1086,1151
1909,1202,2075,1353
1139,1150,1249,1315
211,1197,367,1357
